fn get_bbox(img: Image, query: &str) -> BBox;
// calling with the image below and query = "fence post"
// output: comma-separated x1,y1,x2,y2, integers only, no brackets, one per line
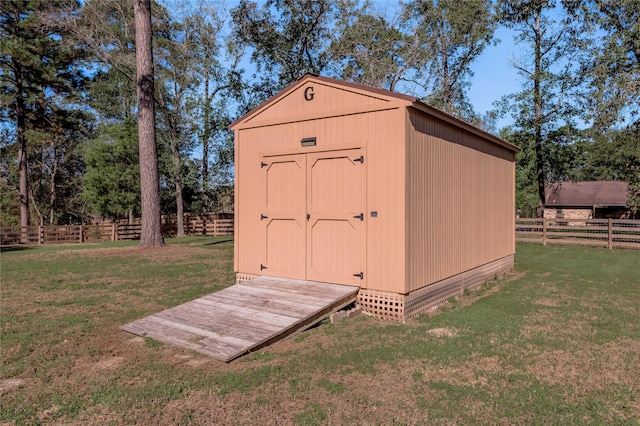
542,218,547,246
39,225,44,245
112,223,117,241
80,225,85,243
608,218,613,249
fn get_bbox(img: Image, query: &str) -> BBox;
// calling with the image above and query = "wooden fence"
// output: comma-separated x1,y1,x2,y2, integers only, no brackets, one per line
0,219,234,246
5,217,637,249
516,218,640,249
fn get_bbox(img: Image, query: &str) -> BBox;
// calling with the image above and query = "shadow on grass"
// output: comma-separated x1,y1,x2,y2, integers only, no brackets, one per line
203,238,233,246
0,245,34,252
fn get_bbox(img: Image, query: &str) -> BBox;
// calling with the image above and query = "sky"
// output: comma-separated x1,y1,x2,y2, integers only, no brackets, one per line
467,26,521,129
218,0,524,131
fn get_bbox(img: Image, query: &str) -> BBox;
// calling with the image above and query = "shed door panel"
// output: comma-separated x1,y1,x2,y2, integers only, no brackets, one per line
261,150,365,286
307,151,365,285
264,155,306,279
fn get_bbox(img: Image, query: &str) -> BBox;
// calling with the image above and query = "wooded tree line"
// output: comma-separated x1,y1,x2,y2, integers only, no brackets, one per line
2,0,639,239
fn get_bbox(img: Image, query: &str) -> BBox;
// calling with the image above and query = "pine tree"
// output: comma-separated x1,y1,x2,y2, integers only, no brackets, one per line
1,0,90,232
134,0,164,247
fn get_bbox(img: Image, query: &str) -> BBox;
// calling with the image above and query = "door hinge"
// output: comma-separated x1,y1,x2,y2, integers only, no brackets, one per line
260,264,268,271
261,161,268,168
353,156,364,164
260,214,268,220
353,213,364,221
353,272,364,280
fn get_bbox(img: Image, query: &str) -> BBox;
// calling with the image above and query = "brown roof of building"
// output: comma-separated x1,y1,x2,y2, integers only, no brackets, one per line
230,73,519,153
545,181,629,208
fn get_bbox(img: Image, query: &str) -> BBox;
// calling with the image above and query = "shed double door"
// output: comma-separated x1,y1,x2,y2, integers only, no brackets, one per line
261,149,365,286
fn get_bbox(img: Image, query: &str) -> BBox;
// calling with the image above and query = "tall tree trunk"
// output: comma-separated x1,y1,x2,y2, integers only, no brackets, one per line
134,0,164,247
49,154,57,225
442,47,451,114
202,68,210,189
172,137,185,237
15,65,29,242
533,10,546,218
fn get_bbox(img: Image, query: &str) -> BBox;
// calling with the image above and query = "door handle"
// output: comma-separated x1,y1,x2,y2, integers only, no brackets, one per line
353,213,364,221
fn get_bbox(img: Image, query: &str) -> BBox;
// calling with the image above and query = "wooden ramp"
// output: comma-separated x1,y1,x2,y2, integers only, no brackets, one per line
120,276,359,362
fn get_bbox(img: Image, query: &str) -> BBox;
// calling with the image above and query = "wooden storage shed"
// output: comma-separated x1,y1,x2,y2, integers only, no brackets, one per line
230,74,519,322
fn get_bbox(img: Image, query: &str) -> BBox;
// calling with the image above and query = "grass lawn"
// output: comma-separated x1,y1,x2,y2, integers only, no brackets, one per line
1,239,639,425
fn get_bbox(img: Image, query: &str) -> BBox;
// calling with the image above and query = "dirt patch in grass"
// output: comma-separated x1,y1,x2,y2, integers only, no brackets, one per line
531,338,640,391
12,242,228,265
426,327,458,338
78,244,218,262
0,378,25,395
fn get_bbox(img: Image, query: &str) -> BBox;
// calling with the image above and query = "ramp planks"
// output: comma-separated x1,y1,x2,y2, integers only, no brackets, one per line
121,276,359,362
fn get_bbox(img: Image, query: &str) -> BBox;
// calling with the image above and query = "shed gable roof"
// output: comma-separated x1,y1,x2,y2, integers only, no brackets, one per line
230,74,410,129
230,74,519,153
545,181,629,208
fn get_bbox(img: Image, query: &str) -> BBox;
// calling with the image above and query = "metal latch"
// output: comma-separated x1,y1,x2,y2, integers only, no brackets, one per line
260,264,268,271
261,162,268,168
353,156,364,163
260,214,268,220
353,213,364,221
353,272,364,279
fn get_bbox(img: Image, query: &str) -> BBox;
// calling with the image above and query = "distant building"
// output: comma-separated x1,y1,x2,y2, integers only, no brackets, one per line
544,181,630,220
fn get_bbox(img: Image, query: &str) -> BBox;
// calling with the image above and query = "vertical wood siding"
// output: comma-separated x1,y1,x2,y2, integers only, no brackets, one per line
244,82,390,125
235,108,406,293
405,109,516,292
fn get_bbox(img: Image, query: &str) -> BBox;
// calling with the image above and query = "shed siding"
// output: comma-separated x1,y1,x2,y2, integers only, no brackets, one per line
245,82,391,125
235,108,406,293
365,107,406,293
405,109,515,292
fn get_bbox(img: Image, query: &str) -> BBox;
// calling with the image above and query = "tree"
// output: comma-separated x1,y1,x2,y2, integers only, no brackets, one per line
185,4,243,209
497,0,584,217
582,125,640,217
27,105,92,225
580,0,640,130
502,125,589,217
1,0,91,233
406,0,496,119
154,14,195,237
231,0,335,103
134,0,163,247
72,0,137,79
83,119,140,221
329,1,423,91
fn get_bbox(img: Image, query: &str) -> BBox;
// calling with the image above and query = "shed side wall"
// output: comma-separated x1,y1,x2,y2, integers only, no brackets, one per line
406,109,516,292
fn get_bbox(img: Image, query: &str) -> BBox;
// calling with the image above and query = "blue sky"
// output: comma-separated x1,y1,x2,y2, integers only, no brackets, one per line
467,26,521,129
165,0,524,130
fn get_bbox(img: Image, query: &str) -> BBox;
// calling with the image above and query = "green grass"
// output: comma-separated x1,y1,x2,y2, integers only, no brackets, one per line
1,240,639,424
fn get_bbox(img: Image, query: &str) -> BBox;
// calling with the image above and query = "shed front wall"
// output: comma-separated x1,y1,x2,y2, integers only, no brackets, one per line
405,108,516,293
235,108,407,293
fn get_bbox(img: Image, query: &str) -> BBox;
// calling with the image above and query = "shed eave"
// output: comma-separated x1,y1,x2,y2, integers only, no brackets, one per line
407,103,520,154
